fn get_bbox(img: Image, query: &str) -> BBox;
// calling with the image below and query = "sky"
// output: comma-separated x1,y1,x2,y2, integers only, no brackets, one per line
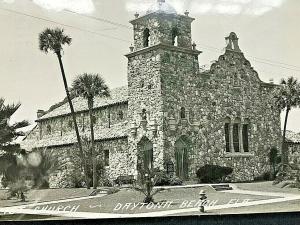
0,0,299,132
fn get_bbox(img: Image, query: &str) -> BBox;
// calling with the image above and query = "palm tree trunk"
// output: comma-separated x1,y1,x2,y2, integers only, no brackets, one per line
282,108,290,167
56,52,90,189
88,99,97,189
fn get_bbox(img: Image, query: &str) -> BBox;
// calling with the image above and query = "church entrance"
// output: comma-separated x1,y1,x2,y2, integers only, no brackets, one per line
175,137,190,180
137,137,153,173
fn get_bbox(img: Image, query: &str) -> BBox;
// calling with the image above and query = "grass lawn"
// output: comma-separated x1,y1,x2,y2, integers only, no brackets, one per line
0,188,94,208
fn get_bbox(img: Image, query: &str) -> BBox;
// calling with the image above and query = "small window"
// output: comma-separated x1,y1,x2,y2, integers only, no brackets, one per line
68,120,73,129
108,111,111,128
224,123,230,152
243,124,249,152
46,125,51,135
233,123,240,152
171,28,179,46
118,111,124,120
142,109,147,120
91,115,97,124
82,117,85,132
143,28,150,47
180,107,186,119
104,150,109,166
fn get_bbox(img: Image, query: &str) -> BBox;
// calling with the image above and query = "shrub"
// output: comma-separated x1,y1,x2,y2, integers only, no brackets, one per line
7,179,28,202
196,165,233,183
254,172,272,182
114,175,135,186
153,170,183,186
169,176,183,186
99,178,114,187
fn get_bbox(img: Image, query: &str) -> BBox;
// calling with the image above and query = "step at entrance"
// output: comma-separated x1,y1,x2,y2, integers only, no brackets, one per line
211,184,233,191
89,189,108,196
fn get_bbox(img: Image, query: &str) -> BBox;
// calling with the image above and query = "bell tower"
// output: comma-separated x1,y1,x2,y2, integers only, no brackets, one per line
125,0,202,175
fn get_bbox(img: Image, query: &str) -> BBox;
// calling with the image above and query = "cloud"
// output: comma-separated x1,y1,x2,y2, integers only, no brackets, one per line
32,0,95,14
1,0,15,3
190,0,286,16
126,0,185,14
126,0,286,16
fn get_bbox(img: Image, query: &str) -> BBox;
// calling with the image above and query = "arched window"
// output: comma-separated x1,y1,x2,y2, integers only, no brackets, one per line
142,109,147,121
68,120,73,129
171,28,179,46
82,117,85,132
243,119,250,152
224,117,231,153
233,118,241,152
118,111,124,120
180,107,186,119
143,28,150,47
46,125,51,135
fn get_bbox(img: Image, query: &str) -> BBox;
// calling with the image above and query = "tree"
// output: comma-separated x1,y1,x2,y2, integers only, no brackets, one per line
39,28,90,189
274,77,300,167
71,73,110,189
133,169,165,204
0,98,29,183
27,149,66,189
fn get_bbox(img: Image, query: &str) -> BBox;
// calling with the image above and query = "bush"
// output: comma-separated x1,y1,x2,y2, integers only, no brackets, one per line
99,178,114,187
169,176,183,186
153,169,183,186
254,172,272,182
196,165,233,183
7,179,28,201
114,175,136,186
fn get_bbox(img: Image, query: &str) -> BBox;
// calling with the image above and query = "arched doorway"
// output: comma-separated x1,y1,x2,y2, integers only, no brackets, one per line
175,136,190,180
137,137,153,173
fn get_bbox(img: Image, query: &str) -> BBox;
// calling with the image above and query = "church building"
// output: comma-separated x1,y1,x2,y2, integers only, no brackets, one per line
21,0,282,187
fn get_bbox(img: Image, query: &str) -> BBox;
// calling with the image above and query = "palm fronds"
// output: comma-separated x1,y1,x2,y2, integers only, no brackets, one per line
39,28,72,54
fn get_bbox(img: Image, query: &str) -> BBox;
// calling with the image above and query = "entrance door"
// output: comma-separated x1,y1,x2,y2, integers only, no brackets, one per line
175,138,189,180
137,137,153,173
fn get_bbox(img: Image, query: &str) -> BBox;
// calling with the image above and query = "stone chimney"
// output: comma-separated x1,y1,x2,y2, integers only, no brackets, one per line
37,110,45,119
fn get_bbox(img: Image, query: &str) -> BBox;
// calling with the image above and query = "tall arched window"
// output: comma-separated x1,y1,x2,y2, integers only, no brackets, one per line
46,125,51,135
142,109,147,120
171,28,179,46
233,118,241,152
224,117,231,153
180,107,186,119
143,28,150,47
243,119,250,152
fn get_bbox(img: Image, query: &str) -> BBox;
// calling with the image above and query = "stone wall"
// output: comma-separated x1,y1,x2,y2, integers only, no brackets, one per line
160,49,281,181
288,143,300,165
47,137,128,188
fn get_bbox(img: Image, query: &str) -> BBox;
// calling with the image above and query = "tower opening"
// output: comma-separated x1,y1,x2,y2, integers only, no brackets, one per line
143,28,150,47
172,28,179,46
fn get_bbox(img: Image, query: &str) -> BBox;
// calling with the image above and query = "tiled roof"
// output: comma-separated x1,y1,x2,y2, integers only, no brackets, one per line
21,122,129,150
38,86,128,121
286,130,300,143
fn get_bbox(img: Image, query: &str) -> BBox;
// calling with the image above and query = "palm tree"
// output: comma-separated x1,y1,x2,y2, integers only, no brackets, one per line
274,77,300,167
71,73,110,189
39,28,90,189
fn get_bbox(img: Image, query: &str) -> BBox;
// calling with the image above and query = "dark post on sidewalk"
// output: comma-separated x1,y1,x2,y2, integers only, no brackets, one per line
199,190,207,213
